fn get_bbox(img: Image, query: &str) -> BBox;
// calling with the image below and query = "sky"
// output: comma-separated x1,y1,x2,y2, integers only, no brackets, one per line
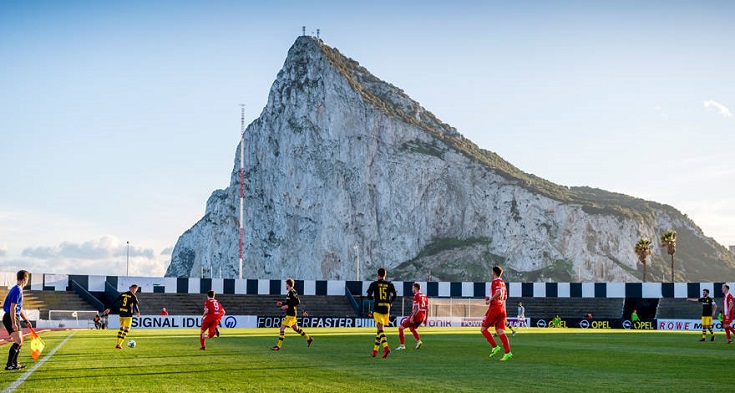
1,1,733,278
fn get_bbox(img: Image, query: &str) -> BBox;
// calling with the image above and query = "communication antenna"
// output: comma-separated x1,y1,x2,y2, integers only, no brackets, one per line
302,26,306,36
239,104,246,280
316,29,320,39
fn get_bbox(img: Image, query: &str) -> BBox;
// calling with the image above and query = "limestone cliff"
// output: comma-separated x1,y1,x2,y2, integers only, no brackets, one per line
165,36,735,282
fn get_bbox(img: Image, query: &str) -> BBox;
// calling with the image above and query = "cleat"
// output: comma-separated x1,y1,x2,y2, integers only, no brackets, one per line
4,365,17,371
115,344,123,349
215,328,220,338
382,347,391,359
307,338,313,348
415,340,423,350
489,346,501,358
727,340,732,344
699,338,706,342
396,345,406,350
500,352,513,361
200,347,206,351
270,346,280,351
15,365,24,369
711,336,715,342
371,350,377,357
512,330,517,337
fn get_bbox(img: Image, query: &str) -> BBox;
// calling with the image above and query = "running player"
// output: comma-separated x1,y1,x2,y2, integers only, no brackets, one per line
687,289,717,341
271,278,313,351
200,290,226,350
396,282,428,350
103,284,140,349
366,268,397,358
721,284,734,344
481,265,512,361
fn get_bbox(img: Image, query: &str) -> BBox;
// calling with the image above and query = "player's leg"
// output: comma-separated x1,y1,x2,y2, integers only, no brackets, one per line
380,314,390,350
292,322,312,346
372,313,386,356
496,318,513,361
116,317,132,348
397,319,407,349
272,319,289,350
200,326,207,350
410,325,422,349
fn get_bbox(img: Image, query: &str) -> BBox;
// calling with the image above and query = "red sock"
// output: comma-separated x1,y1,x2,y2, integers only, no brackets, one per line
499,333,511,353
410,327,420,341
200,332,206,348
398,328,405,345
482,329,497,347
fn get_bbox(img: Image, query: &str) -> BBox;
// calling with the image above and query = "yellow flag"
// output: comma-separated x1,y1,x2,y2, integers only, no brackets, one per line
29,328,45,360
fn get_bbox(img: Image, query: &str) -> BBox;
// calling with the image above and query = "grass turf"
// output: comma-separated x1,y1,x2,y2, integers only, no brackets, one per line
1,327,734,392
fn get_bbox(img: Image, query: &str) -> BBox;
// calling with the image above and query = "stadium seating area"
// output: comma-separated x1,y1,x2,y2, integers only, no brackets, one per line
1,287,723,321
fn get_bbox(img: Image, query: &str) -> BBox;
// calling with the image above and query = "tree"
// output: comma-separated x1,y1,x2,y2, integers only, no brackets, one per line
660,230,677,282
634,238,652,282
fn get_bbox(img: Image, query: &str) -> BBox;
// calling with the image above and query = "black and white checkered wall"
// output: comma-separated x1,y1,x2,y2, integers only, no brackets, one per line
19,272,733,299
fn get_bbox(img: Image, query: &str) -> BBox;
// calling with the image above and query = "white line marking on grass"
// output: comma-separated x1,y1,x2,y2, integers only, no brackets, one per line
2,330,77,393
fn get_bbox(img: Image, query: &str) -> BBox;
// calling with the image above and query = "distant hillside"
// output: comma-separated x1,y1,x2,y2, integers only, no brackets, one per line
166,36,735,282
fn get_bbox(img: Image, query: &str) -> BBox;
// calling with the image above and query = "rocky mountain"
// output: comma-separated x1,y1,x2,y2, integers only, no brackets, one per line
165,36,735,282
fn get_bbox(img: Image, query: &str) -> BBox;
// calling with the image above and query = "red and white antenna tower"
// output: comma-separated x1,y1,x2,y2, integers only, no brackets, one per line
239,104,245,279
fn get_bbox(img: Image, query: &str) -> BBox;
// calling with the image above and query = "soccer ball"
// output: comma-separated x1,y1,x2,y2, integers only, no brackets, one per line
127,340,136,348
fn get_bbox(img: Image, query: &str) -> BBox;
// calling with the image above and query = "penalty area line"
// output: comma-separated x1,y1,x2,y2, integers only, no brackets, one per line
2,330,77,393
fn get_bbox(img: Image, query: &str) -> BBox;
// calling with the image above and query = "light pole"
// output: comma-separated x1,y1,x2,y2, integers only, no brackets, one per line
126,241,130,276
354,244,360,281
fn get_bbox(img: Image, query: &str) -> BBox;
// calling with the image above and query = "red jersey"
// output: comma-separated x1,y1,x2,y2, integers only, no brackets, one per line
412,291,429,322
489,278,507,310
203,298,225,320
724,292,734,321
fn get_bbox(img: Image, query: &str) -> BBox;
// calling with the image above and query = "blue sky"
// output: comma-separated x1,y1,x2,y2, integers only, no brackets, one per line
1,1,733,277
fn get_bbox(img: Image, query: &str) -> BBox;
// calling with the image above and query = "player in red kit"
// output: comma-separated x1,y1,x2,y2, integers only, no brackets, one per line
200,290,226,350
481,265,512,361
722,284,734,344
396,282,429,350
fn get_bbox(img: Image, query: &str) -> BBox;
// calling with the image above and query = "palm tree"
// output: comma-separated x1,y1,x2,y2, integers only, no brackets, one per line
660,230,677,282
634,238,652,282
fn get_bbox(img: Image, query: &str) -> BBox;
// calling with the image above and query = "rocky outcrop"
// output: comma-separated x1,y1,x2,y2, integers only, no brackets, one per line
165,36,735,282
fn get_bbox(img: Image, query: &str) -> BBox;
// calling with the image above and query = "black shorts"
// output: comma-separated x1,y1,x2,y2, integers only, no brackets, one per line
3,312,20,335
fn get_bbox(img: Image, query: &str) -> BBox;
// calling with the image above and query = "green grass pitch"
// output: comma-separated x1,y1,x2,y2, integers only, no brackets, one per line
1,327,734,392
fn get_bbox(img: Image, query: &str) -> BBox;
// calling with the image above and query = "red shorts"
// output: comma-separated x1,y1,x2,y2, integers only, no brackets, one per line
481,307,506,330
400,314,425,330
202,317,221,338
723,318,733,326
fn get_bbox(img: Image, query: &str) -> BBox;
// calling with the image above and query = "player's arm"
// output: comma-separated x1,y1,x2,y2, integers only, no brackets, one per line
712,301,717,317
132,297,141,317
9,302,19,331
366,282,375,300
388,283,397,304
19,309,31,327
686,298,698,303
104,293,124,314
490,287,503,302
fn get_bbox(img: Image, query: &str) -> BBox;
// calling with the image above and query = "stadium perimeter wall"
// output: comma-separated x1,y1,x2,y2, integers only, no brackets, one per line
3,272,732,299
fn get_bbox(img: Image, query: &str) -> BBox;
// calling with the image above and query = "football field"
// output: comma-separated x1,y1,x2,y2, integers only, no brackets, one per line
1,327,733,392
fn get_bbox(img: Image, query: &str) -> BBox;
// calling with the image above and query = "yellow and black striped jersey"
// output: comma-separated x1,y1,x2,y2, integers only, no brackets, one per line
110,291,140,317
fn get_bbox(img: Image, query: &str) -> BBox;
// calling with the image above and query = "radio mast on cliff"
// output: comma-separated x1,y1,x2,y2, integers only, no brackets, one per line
239,104,245,279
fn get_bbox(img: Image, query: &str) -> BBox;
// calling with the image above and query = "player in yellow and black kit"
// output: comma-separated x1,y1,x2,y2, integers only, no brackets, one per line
271,278,313,351
103,284,140,349
688,288,717,341
366,268,397,359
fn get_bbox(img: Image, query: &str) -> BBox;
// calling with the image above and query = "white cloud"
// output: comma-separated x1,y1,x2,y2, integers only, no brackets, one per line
704,100,733,117
0,236,167,277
